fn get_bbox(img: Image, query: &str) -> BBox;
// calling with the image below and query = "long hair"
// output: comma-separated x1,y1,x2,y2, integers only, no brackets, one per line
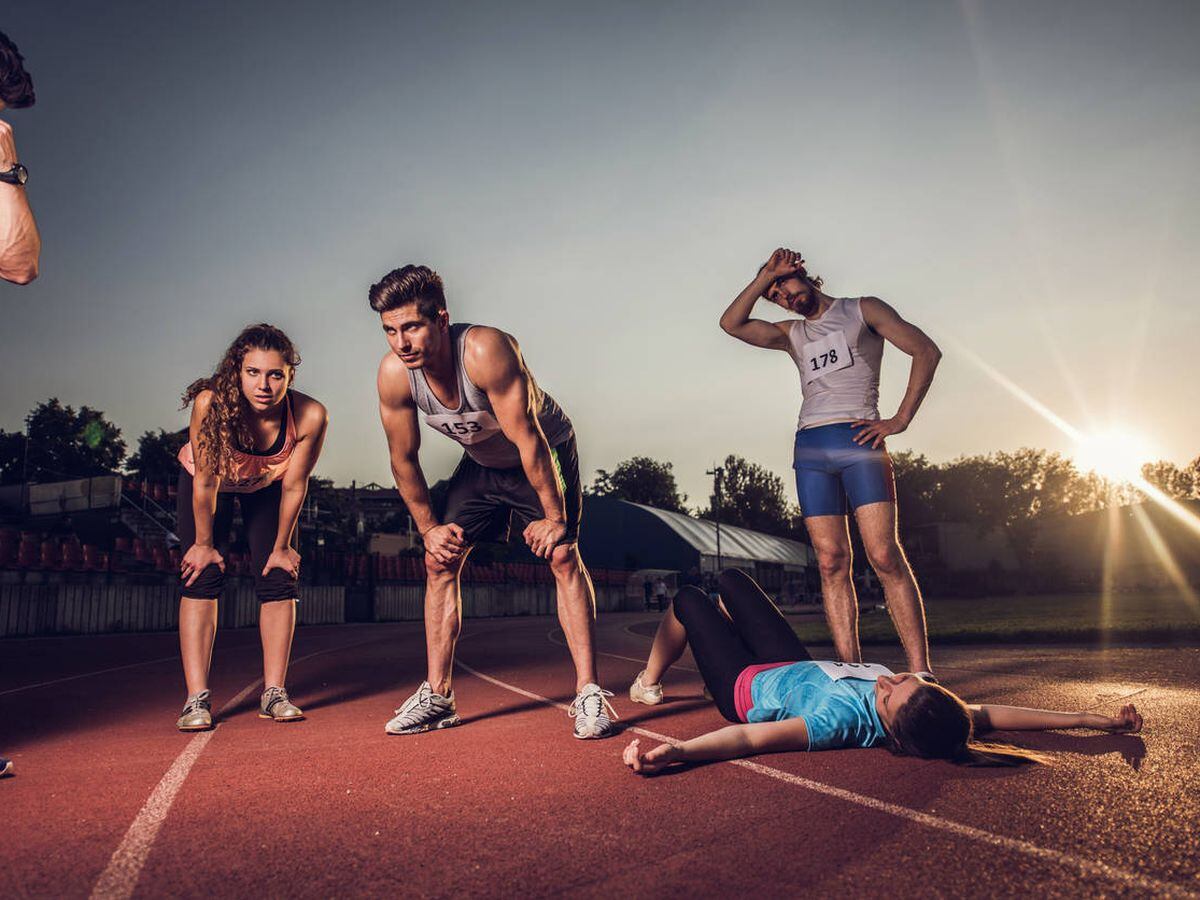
181,324,300,480
0,31,36,108
885,682,1048,767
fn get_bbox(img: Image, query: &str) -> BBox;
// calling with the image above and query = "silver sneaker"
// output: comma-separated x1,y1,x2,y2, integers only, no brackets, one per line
177,690,213,732
570,683,618,739
259,686,305,723
385,681,460,735
629,670,663,706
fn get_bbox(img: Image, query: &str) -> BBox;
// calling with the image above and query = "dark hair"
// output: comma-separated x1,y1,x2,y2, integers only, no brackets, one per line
180,324,300,480
0,31,35,108
368,265,446,319
886,682,1047,767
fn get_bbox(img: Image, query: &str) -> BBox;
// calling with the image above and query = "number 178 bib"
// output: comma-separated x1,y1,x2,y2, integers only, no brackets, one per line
800,330,853,385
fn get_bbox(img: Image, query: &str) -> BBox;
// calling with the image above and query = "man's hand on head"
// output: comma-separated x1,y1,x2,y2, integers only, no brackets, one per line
759,247,807,284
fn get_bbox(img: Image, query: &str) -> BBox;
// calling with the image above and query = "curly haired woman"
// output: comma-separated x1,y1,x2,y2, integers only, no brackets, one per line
174,324,328,732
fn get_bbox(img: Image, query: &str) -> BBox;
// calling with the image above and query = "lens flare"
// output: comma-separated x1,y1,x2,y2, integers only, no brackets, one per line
1072,428,1158,484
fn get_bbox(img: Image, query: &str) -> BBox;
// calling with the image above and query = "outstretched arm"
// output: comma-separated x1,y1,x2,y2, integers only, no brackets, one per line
180,392,225,588
0,119,39,284
623,717,810,775
465,328,566,558
718,248,800,350
852,297,942,448
970,703,1143,734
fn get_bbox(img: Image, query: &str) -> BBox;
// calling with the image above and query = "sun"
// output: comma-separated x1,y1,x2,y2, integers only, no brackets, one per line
1071,428,1157,484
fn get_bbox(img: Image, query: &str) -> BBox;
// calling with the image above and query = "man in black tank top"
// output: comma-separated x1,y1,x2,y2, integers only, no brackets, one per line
369,264,616,740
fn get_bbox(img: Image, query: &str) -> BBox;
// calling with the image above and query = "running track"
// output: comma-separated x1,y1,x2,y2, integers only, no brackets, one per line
2,614,1198,898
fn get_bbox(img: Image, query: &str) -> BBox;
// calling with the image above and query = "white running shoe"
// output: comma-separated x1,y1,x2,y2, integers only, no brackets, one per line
385,681,460,735
629,670,663,706
570,683,618,739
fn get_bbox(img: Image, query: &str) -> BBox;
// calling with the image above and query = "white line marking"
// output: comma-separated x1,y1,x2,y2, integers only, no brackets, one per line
0,656,179,698
89,637,380,900
454,657,1197,899
547,627,698,672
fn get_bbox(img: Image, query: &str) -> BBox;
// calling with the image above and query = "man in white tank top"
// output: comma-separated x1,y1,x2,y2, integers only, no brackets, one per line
719,248,942,677
371,264,615,740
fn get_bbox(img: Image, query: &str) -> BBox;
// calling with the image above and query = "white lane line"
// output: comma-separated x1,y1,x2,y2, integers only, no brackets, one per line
89,637,382,900
454,657,1197,899
547,627,698,673
0,656,179,698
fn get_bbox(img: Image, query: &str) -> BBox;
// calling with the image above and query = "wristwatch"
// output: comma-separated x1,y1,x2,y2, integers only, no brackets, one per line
0,163,28,185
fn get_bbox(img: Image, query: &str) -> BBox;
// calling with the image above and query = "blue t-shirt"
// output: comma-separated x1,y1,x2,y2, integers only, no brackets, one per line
746,661,889,751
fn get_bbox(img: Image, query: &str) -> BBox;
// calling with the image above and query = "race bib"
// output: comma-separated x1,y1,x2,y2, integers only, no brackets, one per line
424,410,502,445
813,661,894,682
800,331,853,385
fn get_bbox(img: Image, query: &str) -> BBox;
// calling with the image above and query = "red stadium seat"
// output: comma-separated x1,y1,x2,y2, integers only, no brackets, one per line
62,539,85,572
41,539,63,570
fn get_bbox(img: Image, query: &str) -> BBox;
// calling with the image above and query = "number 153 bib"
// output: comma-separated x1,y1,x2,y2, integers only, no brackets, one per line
424,410,502,446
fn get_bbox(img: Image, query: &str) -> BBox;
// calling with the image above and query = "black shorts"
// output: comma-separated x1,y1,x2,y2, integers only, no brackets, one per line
176,469,299,603
438,436,582,546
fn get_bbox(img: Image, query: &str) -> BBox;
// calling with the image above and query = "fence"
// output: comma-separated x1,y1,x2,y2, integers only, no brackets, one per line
0,571,636,638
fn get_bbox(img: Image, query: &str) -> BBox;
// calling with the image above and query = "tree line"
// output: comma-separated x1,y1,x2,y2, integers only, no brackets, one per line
3,397,1197,554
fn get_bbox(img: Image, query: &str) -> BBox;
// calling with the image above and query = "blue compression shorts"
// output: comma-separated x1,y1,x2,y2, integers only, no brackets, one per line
793,422,896,517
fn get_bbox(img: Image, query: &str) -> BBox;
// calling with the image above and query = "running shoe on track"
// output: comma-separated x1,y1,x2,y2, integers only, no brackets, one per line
629,670,663,706
385,681,460,735
177,689,213,732
570,683,618,739
259,686,305,722
1,756,13,778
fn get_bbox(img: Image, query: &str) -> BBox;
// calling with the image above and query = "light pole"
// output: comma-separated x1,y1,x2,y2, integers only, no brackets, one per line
706,465,724,572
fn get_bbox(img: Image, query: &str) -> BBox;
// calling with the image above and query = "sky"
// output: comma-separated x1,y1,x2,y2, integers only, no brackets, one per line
2,0,1198,507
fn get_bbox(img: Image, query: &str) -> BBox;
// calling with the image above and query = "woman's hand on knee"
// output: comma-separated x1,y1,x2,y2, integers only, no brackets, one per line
263,546,301,579
181,544,224,587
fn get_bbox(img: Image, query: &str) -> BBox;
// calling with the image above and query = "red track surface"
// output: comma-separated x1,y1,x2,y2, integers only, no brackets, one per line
3,614,1198,898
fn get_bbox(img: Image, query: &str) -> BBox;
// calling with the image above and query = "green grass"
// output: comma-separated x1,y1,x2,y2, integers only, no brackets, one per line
789,590,1200,646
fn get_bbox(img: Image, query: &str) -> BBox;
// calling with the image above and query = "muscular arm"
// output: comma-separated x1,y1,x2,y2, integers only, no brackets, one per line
719,271,791,350
464,328,566,525
624,718,810,774
272,396,328,552
860,297,941,426
377,354,439,535
0,119,40,284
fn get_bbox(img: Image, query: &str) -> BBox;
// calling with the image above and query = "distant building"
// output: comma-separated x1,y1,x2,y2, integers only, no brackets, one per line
579,497,815,598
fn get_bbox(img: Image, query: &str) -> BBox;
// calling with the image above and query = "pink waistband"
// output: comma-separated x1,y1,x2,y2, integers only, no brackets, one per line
733,661,796,722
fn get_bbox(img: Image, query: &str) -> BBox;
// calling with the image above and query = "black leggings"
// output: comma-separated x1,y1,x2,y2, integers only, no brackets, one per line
176,469,298,602
673,569,811,722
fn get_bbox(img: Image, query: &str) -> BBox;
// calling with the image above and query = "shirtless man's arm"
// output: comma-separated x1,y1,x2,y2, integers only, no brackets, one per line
462,327,567,559
377,353,465,564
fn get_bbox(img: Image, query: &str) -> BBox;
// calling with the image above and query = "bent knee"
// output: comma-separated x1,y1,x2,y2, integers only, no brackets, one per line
424,552,463,579
548,543,584,579
670,586,709,620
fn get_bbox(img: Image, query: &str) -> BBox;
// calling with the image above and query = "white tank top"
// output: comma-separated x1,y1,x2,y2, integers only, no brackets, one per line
785,298,884,430
406,323,573,468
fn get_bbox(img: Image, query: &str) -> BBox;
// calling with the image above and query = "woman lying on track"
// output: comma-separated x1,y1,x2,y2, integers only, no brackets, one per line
174,324,328,732
623,569,1143,773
